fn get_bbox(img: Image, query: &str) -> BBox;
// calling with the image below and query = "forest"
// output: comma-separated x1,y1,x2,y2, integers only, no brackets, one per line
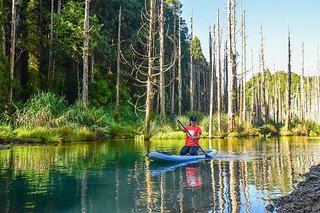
0,0,320,142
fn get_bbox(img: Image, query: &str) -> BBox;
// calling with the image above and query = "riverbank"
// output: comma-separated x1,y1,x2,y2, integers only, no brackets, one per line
270,164,320,213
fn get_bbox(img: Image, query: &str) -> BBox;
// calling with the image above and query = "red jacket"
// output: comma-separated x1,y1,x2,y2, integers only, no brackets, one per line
183,125,202,146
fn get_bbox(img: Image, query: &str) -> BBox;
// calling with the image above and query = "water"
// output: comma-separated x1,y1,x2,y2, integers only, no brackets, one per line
0,137,320,212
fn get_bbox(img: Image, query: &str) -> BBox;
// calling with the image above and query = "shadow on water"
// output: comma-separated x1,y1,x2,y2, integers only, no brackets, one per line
0,137,319,212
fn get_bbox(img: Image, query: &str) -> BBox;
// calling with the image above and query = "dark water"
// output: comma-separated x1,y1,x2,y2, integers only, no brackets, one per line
0,137,320,213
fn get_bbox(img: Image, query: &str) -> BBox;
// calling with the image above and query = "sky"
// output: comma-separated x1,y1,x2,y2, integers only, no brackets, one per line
180,0,320,76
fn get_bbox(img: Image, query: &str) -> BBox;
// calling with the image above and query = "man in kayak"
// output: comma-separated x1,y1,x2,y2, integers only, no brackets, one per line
178,115,202,155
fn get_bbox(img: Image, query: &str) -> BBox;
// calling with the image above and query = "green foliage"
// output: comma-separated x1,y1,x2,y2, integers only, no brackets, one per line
26,0,41,93
13,126,62,143
13,92,67,128
259,124,278,136
90,74,114,107
152,131,185,140
279,127,293,136
0,125,13,138
291,124,308,136
309,130,319,137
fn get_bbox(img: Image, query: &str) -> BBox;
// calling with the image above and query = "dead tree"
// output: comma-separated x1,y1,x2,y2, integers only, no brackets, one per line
284,29,292,131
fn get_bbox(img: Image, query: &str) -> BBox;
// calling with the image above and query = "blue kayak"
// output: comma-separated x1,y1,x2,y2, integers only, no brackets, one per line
147,149,217,162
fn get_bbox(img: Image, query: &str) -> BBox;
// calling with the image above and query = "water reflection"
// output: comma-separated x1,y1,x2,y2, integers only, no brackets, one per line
0,137,319,212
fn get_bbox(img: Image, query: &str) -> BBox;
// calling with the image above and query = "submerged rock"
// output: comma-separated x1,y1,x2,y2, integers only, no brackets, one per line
272,164,320,213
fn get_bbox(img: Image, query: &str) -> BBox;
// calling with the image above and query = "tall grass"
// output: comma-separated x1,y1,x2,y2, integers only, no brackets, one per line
13,92,66,128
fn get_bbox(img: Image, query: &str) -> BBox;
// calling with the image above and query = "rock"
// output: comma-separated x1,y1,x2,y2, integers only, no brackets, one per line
0,144,10,150
273,164,320,213
308,175,317,180
265,204,274,212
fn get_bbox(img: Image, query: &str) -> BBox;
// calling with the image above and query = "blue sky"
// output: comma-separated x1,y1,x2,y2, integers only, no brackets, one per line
180,0,320,76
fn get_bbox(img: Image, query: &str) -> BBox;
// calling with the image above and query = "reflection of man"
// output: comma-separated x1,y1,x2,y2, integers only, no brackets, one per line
185,166,202,188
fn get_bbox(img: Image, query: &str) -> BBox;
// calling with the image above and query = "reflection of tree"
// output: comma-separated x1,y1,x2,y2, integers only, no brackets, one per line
1,137,320,212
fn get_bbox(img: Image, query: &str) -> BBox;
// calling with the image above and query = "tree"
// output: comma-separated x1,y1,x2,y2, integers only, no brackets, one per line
216,9,222,132
159,0,165,122
9,0,17,104
209,25,215,138
47,0,54,89
227,0,236,132
189,13,194,111
82,0,90,107
26,0,41,94
115,6,122,119
285,29,292,131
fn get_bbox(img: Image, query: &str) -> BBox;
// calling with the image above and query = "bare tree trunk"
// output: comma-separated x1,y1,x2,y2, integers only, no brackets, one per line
300,42,305,124
227,0,236,132
9,0,17,104
48,0,54,89
144,0,156,137
170,8,176,115
159,0,165,122
197,64,201,111
250,50,254,125
260,26,267,124
224,40,228,113
178,10,182,116
115,6,122,119
82,0,90,107
241,10,247,123
285,29,292,131
317,45,320,123
190,14,194,111
91,53,94,84
209,25,215,138
217,10,222,132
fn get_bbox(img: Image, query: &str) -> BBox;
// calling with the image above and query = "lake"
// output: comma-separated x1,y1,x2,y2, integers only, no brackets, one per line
0,137,320,212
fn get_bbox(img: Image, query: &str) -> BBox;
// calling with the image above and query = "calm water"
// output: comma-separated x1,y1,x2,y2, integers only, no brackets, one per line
0,137,320,213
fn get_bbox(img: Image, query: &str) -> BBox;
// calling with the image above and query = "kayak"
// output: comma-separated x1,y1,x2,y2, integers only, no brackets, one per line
147,149,217,162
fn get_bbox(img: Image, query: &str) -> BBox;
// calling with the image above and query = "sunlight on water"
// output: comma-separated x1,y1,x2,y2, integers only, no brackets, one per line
0,137,320,212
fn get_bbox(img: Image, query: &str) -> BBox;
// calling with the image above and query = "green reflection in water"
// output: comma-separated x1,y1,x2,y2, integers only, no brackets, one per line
0,137,319,212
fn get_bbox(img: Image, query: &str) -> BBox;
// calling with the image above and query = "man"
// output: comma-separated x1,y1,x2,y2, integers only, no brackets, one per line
178,115,202,155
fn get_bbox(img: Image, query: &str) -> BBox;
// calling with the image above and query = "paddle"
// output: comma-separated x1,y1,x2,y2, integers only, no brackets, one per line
176,118,212,159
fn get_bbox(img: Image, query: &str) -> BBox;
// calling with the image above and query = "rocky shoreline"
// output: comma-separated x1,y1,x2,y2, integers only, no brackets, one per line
269,164,320,213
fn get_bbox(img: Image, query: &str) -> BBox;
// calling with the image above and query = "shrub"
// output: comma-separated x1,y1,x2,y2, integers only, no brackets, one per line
309,130,319,137
259,124,278,136
279,127,293,136
13,92,67,128
0,125,12,138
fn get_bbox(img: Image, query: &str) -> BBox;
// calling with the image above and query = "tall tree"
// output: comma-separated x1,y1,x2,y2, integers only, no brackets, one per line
178,7,182,116
26,0,41,93
82,0,90,107
159,0,165,122
47,0,54,89
189,13,194,111
240,10,246,123
9,0,17,104
284,29,292,131
144,0,156,137
115,6,122,119
300,42,305,124
216,9,222,132
260,26,267,124
209,25,215,138
227,0,236,132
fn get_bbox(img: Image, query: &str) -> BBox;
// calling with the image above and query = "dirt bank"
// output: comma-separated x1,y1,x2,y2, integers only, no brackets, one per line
270,164,320,213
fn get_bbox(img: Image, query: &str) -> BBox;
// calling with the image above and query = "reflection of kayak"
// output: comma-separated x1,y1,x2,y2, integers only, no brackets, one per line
148,161,200,176
147,149,217,162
